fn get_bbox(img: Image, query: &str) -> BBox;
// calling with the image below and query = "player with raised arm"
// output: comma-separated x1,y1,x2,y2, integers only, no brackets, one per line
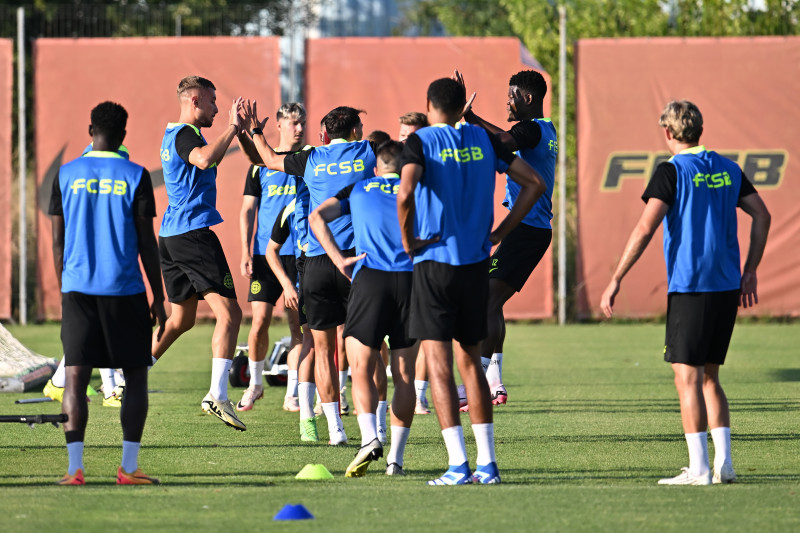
49,102,166,485
311,140,432,477
456,69,557,408
600,100,770,485
398,78,545,485
152,76,247,431
240,102,376,445
237,103,306,412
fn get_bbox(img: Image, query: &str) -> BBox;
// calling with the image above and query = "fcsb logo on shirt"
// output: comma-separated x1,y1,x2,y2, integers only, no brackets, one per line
160,149,170,162
313,160,365,176
439,147,484,163
70,178,127,195
364,182,399,195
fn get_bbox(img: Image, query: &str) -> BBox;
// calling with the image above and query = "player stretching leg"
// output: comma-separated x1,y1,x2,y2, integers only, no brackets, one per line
398,78,544,485
456,69,557,407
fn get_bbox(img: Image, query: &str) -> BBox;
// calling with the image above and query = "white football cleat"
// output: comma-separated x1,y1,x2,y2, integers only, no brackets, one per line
658,467,711,486
713,463,736,484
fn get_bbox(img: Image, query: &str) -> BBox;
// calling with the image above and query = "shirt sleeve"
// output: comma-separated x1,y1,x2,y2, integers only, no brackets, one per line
488,131,517,168
48,172,63,216
243,165,262,197
270,205,291,245
400,133,425,170
174,126,206,163
335,184,354,201
642,162,677,205
508,120,542,151
134,169,157,218
339,198,351,216
283,149,312,177
739,172,757,198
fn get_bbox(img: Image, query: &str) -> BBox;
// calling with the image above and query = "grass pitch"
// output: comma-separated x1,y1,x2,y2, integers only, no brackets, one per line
1,322,798,532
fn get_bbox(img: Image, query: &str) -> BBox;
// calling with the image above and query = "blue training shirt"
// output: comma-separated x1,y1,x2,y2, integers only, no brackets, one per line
244,165,297,256
402,123,515,266
505,118,557,229
159,123,223,237
340,173,413,279
56,152,150,296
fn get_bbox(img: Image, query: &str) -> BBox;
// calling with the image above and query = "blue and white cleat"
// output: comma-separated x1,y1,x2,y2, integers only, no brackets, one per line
427,462,473,485
472,462,501,484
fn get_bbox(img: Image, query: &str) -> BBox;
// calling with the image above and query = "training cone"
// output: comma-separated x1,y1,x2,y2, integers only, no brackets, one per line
274,504,314,521
295,464,334,480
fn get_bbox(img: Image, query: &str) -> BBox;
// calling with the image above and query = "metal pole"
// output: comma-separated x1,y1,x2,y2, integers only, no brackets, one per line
175,14,181,37
17,7,27,325
557,5,567,325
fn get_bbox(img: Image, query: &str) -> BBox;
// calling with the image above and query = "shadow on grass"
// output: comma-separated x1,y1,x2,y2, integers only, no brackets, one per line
500,398,800,415
766,369,800,382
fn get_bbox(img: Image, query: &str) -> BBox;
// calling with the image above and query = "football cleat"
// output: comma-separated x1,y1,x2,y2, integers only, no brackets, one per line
102,394,122,408
235,384,264,412
328,425,348,446
457,384,469,412
385,462,406,476
491,385,507,406
345,438,383,478
283,395,300,412
428,462,474,486
44,379,65,403
415,397,431,415
57,469,85,485
111,381,126,402
116,466,160,485
657,467,712,486
472,462,501,484
300,417,319,442
713,463,737,484
339,388,350,416
201,393,247,431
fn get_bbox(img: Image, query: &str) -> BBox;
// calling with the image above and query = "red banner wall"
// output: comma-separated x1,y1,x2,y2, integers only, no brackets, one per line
0,40,11,320
306,37,553,319
34,37,281,320
576,37,800,318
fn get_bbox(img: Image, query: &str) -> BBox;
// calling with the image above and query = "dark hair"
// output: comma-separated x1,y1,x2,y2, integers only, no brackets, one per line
508,70,547,102
177,75,215,96
398,111,428,127
375,140,403,174
367,130,391,146
90,101,127,145
426,78,466,115
324,106,364,139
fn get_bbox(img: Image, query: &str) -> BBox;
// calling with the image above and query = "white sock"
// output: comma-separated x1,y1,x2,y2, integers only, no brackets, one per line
492,352,503,382
685,431,710,476
287,370,299,398
376,401,388,435
298,382,316,420
66,441,84,475
486,353,503,388
441,425,468,466
414,380,428,402
480,357,491,374
248,359,265,387
710,427,732,470
387,426,410,466
339,371,348,392
52,358,66,388
114,369,125,384
357,413,378,446
121,440,141,473
472,422,496,466
322,401,343,432
100,368,116,398
210,358,232,402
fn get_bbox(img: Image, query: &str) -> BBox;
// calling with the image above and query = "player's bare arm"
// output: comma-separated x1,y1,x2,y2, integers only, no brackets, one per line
397,163,439,256
738,192,771,308
239,195,258,278
309,197,365,281
600,198,670,318
134,214,167,341
489,158,545,245
453,69,518,150
51,214,65,291
242,99,287,173
188,97,243,170
264,239,299,311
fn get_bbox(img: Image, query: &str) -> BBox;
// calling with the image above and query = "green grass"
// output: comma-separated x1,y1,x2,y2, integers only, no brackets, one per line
1,322,799,532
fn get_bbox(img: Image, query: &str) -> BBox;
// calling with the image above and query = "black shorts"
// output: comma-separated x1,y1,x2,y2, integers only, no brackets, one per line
296,254,308,326
61,292,152,369
409,259,489,345
159,228,236,303
489,223,552,292
344,267,415,350
664,290,739,366
248,254,298,305
302,250,355,330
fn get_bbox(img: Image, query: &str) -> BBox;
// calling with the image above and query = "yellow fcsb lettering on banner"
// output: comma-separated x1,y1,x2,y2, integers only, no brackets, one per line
70,178,128,195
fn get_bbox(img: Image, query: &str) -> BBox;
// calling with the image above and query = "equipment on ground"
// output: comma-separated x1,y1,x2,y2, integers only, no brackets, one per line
229,337,290,388
0,413,67,428
0,323,57,393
